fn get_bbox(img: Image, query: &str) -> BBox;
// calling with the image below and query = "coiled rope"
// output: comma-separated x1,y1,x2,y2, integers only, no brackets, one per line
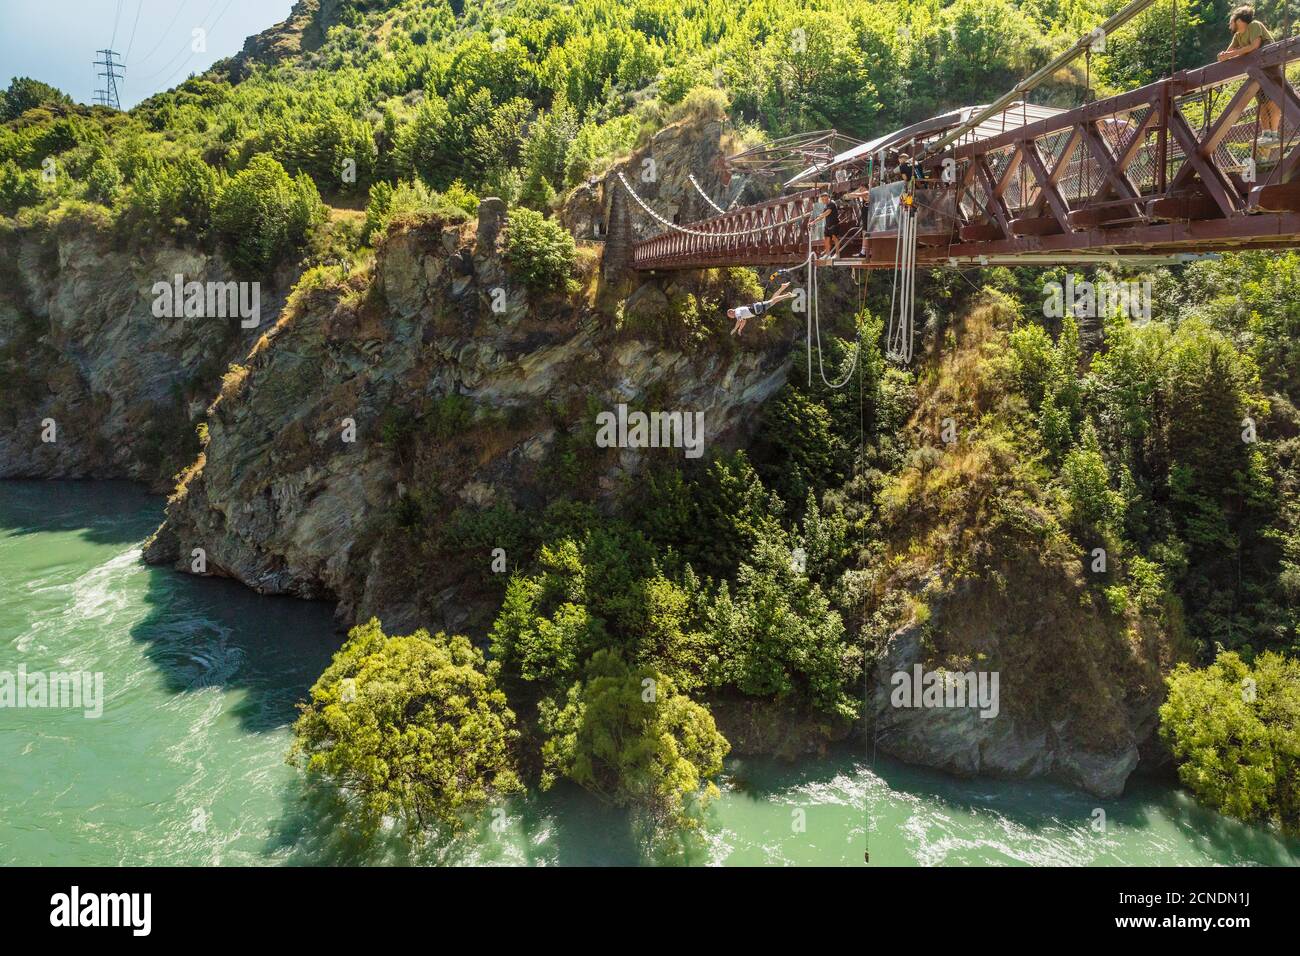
885,197,918,364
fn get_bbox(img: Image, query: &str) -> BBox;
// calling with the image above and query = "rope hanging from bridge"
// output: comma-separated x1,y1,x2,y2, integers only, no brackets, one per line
617,171,808,238
885,196,918,364
803,236,860,390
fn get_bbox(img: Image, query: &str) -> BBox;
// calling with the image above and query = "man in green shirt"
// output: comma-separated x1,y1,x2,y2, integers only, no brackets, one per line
1218,6,1282,146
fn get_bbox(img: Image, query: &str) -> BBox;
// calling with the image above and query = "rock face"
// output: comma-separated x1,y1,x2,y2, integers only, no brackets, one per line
3,112,1167,798
565,110,760,279
143,201,793,632
0,216,282,488
872,617,1146,798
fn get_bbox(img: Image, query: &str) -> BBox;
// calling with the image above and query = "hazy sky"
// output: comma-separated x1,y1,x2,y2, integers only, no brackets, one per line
1,0,296,110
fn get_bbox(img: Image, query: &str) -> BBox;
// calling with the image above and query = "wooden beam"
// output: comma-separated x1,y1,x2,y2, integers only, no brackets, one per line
1166,108,1240,217
1021,140,1075,233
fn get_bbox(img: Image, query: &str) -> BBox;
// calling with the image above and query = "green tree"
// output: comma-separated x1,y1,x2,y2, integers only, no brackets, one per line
707,528,858,718
291,618,522,834
503,206,576,292
213,154,325,274
1,77,72,122
539,649,729,829
0,159,42,216
1161,650,1300,834
1061,418,1123,540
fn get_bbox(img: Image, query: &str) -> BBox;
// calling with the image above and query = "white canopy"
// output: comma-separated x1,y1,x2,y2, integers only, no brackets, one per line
785,102,1066,186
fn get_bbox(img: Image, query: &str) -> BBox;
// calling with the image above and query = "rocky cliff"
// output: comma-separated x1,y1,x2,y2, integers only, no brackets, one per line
862,298,1176,796
142,116,794,636
0,210,288,488
0,112,1172,796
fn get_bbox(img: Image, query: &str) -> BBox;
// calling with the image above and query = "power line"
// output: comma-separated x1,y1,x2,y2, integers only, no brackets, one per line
109,0,125,49
135,0,224,83
133,0,192,67
124,0,146,61
156,0,239,91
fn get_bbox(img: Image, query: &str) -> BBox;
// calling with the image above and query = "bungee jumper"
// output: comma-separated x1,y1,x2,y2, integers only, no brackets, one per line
728,281,797,336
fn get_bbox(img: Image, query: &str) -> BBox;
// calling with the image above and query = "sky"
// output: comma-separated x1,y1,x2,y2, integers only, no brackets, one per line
0,0,296,110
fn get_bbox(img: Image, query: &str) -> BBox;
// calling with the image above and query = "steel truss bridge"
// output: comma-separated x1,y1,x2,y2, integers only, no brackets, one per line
631,37,1300,272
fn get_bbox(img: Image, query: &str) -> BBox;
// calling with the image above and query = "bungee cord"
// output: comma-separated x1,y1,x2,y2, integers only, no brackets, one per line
805,232,860,390
885,195,918,364
621,169,855,388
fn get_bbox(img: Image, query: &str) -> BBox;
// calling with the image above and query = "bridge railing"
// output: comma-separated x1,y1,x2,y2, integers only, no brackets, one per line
630,189,822,269
953,34,1300,232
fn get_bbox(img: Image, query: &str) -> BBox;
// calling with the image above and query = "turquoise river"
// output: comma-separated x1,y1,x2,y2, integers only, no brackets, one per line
2,481,1297,866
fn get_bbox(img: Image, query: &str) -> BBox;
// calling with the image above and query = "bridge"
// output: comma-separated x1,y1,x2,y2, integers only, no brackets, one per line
631,36,1300,272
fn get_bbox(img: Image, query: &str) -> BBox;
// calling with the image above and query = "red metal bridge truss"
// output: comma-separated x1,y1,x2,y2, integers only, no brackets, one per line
631,37,1300,271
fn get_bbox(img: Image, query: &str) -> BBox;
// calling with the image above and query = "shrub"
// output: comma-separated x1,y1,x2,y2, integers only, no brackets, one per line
539,650,729,830
1,77,72,122
0,159,42,216
213,154,325,274
502,207,576,293
290,618,522,834
1161,651,1300,835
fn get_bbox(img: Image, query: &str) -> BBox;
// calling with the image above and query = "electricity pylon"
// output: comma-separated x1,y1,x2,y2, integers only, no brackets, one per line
93,49,124,110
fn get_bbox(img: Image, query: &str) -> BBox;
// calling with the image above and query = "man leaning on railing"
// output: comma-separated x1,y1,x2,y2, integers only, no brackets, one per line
1218,5,1285,148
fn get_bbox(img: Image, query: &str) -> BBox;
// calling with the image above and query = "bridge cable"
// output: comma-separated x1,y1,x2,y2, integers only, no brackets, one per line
687,173,750,215
618,171,809,238
688,174,727,214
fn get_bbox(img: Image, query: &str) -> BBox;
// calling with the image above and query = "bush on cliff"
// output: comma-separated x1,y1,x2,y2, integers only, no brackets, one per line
503,206,577,293
213,154,325,274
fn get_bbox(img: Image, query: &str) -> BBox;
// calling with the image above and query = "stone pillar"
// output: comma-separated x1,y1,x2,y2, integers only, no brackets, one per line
475,196,507,254
602,180,635,281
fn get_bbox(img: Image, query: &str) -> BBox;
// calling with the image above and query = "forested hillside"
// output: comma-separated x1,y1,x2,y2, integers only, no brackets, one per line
2,0,1297,844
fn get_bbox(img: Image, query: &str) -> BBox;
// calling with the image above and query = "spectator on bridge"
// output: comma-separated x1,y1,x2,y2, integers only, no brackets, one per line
896,153,925,184
727,282,797,336
1218,6,1283,147
808,191,833,255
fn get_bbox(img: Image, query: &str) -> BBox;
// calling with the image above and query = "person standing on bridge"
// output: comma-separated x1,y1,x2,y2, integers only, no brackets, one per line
896,152,925,184
1219,6,1283,147
808,190,833,256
